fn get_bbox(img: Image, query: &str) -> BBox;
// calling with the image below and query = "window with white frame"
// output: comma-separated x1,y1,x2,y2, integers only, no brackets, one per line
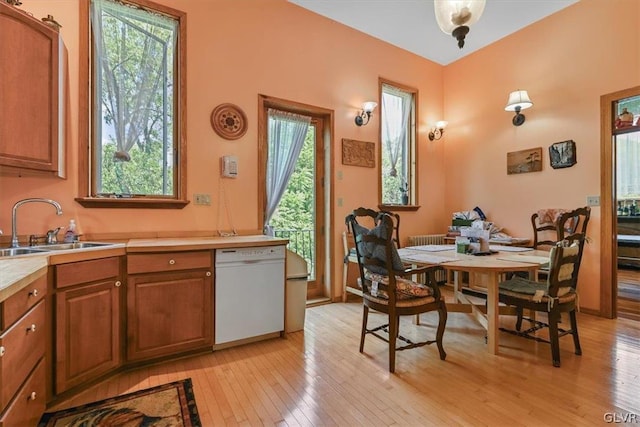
87,0,185,203
380,81,417,206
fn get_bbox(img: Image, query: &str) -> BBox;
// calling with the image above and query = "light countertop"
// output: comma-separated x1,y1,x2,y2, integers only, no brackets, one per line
1,235,288,302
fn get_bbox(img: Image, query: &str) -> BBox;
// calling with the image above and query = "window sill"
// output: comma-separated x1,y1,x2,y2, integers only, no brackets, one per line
379,204,421,212
75,197,190,209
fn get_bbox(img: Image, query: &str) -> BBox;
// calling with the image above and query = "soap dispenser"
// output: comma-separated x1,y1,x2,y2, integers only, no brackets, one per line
64,219,77,243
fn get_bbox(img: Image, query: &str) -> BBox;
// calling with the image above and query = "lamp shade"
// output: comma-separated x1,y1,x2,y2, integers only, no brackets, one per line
434,0,486,34
362,101,377,113
505,90,533,112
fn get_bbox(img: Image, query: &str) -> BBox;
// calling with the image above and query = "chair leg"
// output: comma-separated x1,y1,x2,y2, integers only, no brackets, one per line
515,306,524,331
360,305,369,353
388,314,398,373
569,310,582,356
548,310,562,367
436,301,447,361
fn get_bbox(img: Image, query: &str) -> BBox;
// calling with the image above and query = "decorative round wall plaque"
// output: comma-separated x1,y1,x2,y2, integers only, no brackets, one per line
210,103,248,140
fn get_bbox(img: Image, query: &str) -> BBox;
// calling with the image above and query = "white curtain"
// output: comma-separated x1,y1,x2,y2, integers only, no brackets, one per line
382,84,412,178
617,132,640,198
264,109,311,235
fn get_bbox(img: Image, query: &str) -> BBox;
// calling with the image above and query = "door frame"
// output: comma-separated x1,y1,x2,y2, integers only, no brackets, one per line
257,94,335,299
600,85,640,318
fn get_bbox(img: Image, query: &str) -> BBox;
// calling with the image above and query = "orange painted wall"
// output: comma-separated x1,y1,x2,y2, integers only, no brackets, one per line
4,0,638,306
443,0,640,311
0,0,446,298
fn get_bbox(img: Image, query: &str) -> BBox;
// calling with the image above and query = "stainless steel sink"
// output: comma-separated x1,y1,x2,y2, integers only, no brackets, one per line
38,242,116,251
0,242,117,258
0,247,49,257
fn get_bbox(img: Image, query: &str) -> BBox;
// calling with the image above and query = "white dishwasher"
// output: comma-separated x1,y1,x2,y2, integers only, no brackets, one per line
214,245,285,346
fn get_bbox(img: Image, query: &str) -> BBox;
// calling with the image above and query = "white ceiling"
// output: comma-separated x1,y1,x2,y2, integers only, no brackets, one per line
288,0,578,65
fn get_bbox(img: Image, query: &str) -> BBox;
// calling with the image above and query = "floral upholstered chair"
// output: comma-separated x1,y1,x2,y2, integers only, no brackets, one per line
345,208,447,373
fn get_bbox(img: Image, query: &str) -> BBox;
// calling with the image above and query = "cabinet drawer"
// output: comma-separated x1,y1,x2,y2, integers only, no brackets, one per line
0,358,45,427
56,257,120,289
128,251,212,275
1,275,46,330
0,300,45,410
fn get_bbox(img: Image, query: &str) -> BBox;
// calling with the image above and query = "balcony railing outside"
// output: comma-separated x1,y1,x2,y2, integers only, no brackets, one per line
274,228,315,279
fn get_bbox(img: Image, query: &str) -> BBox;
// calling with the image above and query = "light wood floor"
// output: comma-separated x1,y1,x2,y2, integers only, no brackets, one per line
49,300,639,426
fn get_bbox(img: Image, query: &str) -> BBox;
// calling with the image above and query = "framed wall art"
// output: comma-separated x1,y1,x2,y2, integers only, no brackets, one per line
507,147,543,175
341,138,375,168
549,140,577,169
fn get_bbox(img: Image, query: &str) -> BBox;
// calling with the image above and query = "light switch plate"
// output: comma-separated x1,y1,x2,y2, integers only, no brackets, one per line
194,193,211,205
586,195,600,206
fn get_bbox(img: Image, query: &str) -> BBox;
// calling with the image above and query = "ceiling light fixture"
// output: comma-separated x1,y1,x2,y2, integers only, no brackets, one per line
505,90,533,126
355,101,377,126
428,120,448,140
434,0,486,49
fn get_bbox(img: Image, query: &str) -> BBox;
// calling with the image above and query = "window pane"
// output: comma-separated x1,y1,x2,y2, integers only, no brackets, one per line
91,0,177,196
381,83,414,205
616,95,640,201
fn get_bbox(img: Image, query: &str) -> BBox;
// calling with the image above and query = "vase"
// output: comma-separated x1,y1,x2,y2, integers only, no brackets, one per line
617,108,635,128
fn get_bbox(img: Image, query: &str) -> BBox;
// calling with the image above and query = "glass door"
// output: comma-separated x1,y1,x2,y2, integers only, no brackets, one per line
614,94,640,320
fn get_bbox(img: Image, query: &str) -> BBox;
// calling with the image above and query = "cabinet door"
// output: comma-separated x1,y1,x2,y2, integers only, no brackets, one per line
127,270,212,362
0,3,65,177
55,279,121,393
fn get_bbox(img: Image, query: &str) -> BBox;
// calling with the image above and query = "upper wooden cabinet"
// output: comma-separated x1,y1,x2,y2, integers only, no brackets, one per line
0,3,66,178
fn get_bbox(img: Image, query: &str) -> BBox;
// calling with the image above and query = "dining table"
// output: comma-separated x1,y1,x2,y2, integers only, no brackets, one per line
398,244,550,355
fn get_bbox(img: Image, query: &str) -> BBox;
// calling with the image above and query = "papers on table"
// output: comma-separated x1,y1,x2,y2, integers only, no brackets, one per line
489,245,533,252
397,248,456,265
490,237,530,245
406,244,455,252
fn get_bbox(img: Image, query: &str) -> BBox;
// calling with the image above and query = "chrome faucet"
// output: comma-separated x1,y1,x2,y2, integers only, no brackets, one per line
10,198,63,248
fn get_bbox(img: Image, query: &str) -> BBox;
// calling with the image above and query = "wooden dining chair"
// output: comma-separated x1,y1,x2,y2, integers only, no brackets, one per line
498,230,587,367
379,210,401,248
346,208,447,373
523,206,590,283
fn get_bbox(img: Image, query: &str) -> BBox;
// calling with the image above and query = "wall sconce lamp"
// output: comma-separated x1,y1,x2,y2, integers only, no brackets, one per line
434,0,486,49
428,121,448,140
505,90,533,126
355,101,377,126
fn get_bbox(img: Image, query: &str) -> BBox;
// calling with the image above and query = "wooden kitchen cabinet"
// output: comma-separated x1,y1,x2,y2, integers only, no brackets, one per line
127,251,213,362
0,2,66,178
54,257,122,394
0,275,47,424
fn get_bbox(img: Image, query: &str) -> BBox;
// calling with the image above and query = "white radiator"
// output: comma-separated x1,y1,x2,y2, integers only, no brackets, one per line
408,234,448,284
408,234,446,246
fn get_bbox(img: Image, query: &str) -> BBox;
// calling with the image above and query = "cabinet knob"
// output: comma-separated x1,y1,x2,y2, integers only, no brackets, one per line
169,259,176,265
206,271,212,277
27,324,36,333
29,391,37,401
0,346,5,357
29,289,39,297
115,281,122,287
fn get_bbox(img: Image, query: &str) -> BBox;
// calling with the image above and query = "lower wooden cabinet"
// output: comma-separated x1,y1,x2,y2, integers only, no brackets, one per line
0,359,45,427
127,251,213,362
54,257,122,394
0,274,46,424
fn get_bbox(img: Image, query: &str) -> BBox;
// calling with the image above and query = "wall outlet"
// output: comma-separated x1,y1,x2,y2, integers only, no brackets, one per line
586,195,600,207
194,193,211,205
